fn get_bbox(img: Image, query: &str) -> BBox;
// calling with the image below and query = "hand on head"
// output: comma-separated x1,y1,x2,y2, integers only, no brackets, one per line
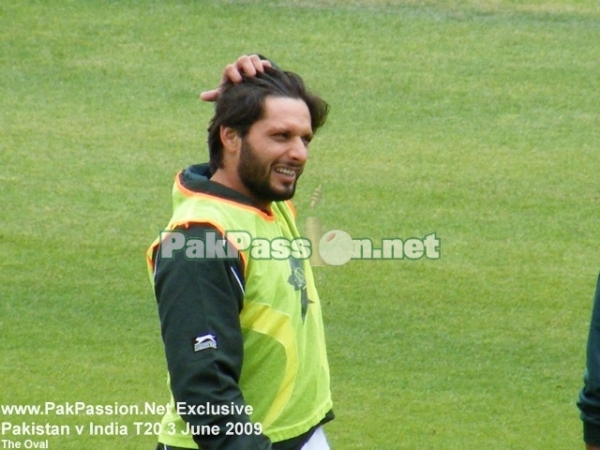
200,54,273,102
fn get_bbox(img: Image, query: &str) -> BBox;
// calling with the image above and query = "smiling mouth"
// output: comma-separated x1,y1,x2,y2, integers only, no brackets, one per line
273,166,300,178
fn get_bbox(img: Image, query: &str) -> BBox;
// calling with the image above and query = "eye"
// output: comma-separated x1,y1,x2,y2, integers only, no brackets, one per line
273,132,289,141
302,135,313,146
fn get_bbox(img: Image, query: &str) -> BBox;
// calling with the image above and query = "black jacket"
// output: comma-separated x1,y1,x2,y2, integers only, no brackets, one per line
578,273,600,446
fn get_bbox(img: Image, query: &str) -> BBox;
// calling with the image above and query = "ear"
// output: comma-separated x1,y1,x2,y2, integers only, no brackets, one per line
220,126,241,155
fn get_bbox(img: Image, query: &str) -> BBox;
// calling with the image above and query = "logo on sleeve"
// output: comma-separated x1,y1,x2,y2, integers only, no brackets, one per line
193,334,217,352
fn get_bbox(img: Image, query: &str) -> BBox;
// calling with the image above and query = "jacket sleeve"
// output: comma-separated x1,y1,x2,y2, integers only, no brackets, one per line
578,273,600,446
154,224,272,450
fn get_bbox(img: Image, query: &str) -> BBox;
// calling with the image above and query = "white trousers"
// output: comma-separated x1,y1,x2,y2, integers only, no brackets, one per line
301,427,330,450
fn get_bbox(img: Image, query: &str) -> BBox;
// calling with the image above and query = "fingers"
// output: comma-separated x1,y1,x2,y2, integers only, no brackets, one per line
199,89,220,102
200,54,273,102
233,54,272,79
221,54,272,84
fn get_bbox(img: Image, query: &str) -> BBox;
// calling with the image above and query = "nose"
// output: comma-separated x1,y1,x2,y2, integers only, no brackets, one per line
288,136,308,164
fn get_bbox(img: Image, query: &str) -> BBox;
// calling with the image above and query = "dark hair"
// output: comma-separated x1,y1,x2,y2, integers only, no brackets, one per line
207,67,329,173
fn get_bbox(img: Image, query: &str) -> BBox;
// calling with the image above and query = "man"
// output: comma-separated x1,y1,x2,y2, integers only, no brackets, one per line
146,55,334,450
578,273,600,450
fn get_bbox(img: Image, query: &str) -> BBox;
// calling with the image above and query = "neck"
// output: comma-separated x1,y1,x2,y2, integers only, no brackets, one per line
210,168,271,211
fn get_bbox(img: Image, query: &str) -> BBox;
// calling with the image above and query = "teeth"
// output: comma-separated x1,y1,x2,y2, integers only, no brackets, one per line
275,167,296,176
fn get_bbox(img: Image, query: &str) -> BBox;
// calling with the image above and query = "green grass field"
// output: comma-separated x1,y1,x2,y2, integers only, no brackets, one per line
2,0,599,448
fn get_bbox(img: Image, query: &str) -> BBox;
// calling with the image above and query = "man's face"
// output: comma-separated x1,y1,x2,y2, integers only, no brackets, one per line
237,96,313,205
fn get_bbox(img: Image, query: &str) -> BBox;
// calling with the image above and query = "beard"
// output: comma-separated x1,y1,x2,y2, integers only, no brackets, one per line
237,138,302,204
